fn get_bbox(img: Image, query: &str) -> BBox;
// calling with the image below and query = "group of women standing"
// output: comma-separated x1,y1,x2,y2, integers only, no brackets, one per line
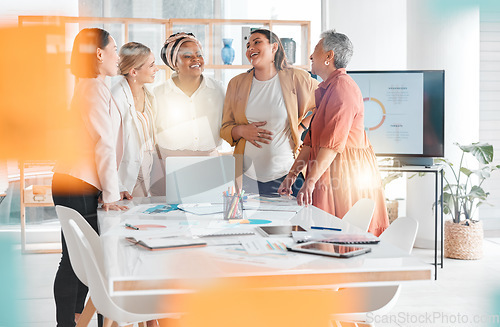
51,26,389,326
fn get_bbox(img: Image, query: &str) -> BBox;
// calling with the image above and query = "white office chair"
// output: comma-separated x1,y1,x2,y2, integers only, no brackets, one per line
341,198,375,232
380,216,419,254
56,205,103,326
67,219,180,327
165,156,235,204
331,217,419,327
57,206,180,326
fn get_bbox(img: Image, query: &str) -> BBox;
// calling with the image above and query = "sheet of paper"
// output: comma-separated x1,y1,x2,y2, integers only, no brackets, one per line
204,238,242,246
123,204,178,216
178,203,224,215
215,244,317,269
241,237,288,254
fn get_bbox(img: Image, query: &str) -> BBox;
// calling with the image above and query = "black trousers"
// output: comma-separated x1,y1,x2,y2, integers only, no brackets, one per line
52,173,103,327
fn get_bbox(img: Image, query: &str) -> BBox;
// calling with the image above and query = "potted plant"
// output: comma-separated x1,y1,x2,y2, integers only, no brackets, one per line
436,142,500,260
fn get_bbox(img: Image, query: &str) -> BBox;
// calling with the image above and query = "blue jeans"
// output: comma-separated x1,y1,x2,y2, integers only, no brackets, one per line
243,173,305,197
51,173,103,327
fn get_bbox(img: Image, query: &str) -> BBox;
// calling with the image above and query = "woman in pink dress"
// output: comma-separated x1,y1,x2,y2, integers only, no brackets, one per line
278,30,389,236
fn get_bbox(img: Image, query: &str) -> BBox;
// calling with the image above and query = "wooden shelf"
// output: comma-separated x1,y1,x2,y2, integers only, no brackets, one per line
24,203,54,208
19,160,58,254
23,242,62,254
18,16,311,80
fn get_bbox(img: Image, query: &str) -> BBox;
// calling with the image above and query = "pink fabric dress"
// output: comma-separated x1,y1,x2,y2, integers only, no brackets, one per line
303,68,389,236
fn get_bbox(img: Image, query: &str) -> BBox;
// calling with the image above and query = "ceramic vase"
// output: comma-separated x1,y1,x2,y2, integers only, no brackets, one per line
221,38,235,65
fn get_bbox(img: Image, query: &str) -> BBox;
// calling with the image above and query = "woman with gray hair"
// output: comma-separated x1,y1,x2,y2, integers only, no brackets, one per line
278,30,389,236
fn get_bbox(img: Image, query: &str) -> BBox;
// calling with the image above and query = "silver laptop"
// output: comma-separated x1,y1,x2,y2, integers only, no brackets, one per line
165,156,235,204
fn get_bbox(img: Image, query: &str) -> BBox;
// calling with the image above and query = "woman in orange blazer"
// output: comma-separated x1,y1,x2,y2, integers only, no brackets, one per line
220,29,318,196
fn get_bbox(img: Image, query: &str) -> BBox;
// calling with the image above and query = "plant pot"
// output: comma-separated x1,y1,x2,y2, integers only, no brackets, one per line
386,199,398,224
444,220,483,260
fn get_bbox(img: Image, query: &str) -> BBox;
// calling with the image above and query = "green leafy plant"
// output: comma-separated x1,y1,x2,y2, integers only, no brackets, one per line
436,142,500,224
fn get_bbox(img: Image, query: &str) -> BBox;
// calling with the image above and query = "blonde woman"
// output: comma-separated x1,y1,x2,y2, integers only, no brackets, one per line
112,42,159,198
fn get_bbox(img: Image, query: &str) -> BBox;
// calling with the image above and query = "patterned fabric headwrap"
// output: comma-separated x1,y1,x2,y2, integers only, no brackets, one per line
160,32,202,71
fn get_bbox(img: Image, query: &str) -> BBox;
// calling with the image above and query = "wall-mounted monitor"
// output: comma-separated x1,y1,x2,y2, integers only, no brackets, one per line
347,70,445,166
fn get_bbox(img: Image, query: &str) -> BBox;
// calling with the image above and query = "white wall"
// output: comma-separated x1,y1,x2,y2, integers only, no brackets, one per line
326,0,407,70
479,4,500,228
407,0,480,159
326,0,480,150
327,1,484,234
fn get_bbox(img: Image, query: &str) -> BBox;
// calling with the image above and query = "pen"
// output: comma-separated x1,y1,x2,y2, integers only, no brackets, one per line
125,223,139,230
311,226,342,231
228,219,249,224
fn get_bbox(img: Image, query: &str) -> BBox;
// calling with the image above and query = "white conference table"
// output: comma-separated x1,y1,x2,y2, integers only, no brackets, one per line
98,197,432,298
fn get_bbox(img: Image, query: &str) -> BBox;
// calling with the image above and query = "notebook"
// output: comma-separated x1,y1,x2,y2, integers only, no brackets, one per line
292,231,380,244
195,231,255,238
125,236,207,251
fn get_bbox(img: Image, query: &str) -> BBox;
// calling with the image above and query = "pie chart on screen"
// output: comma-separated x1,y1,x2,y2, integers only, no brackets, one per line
363,97,386,131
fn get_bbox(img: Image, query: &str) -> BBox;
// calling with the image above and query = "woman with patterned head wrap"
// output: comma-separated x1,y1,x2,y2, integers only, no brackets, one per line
154,32,225,159
151,33,225,195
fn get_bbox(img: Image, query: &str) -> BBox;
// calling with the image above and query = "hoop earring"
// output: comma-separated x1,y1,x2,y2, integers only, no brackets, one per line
324,60,330,66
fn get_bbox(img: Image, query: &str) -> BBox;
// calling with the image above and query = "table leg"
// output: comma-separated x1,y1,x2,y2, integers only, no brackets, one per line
434,171,438,280
440,169,444,269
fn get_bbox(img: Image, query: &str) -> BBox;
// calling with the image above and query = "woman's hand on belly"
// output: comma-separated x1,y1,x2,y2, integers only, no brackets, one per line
232,121,273,148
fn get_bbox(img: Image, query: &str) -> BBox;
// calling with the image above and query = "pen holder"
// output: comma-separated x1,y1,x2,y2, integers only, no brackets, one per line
223,194,244,220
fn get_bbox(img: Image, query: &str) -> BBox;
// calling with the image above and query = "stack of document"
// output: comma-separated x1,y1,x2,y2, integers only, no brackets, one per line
244,196,302,212
292,230,380,244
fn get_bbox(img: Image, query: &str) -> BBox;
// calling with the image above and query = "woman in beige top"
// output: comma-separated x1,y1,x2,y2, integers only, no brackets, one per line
220,29,318,196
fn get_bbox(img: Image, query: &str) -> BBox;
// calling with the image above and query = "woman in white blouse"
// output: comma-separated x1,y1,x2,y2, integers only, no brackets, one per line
154,32,225,157
51,28,127,327
112,42,159,198
151,32,225,195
